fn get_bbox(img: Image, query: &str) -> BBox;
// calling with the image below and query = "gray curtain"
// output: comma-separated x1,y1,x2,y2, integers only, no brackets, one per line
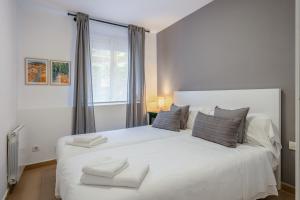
126,25,147,128
72,13,96,135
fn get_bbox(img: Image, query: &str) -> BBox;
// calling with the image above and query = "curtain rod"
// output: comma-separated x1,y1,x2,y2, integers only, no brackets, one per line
67,12,150,33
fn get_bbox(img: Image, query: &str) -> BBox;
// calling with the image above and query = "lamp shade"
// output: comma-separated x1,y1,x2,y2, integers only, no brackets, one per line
147,96,173,112
157,96,172,111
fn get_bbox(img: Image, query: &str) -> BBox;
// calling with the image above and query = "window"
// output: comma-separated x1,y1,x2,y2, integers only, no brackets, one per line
90,22,128,103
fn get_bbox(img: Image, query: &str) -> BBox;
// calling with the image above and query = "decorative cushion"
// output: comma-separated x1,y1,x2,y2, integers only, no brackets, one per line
192,112,241,148
214,106,249,143
170,104,190,129
152,109,181,132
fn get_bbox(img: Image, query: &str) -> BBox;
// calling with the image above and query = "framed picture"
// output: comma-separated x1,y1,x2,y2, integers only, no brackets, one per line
25,58,48,85
50,60,71,86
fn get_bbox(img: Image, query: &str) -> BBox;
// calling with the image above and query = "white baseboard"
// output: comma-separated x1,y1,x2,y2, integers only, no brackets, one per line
1,188,9,200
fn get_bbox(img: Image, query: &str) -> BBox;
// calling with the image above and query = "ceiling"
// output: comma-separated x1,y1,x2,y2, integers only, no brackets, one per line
32,0,214,33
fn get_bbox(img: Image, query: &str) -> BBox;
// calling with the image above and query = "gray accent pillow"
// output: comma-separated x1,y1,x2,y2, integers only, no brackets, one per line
214,106,250,144
170,104,190,129
192,112,241,148
152,109,181,132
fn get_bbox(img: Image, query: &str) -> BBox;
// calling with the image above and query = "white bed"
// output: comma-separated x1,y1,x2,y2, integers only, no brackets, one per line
57,132,278,200
56,89,281,200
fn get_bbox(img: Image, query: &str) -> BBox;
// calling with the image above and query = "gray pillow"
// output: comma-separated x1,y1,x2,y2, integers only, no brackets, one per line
192,112,241,148
152,109,181,132
214,106,249,144
170,104,190,129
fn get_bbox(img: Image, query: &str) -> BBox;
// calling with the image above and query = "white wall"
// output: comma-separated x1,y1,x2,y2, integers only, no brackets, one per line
17,1,75,109
0,0,17,198
17,0,157,164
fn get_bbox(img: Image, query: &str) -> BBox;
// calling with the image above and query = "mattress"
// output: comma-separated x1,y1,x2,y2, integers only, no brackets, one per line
56,132,278,200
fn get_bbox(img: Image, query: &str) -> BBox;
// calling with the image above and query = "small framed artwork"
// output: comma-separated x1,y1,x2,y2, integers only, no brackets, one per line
25,58,48,85
50,60,71,86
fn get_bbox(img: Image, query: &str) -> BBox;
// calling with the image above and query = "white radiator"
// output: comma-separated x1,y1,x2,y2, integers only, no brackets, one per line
7,125,27,185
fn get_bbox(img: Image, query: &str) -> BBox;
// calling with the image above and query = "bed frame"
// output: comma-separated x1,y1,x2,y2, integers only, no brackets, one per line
174,88,281,189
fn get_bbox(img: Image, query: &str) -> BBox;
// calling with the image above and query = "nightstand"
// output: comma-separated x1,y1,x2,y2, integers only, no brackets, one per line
148,112,158,125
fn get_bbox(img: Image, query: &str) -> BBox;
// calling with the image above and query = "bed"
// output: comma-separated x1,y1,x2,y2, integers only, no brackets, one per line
56,89,282,200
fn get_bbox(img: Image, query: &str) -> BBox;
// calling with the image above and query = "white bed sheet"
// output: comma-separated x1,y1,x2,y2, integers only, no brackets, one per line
57,126,188,162
57,133,277,200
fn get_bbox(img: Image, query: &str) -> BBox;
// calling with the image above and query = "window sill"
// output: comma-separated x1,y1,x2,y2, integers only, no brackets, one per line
94,102,127,107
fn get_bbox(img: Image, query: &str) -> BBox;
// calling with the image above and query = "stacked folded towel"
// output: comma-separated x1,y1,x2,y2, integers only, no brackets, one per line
66,135,108,148
80,158,149,188
73,135,103,143
82,158,129,178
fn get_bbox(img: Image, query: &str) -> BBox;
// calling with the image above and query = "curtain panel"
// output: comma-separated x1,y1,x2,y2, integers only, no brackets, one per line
72,13,96,135
126,25,147,128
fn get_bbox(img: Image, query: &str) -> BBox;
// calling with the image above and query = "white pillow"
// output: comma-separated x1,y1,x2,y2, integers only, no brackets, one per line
187,106,214,129
245,113,281,167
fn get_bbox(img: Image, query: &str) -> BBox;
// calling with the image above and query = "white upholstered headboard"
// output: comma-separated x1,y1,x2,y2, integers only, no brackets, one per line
174,89,281,188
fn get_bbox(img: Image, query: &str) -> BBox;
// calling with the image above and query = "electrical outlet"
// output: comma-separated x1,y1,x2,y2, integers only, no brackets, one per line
32,146,40,152
289,141,296,151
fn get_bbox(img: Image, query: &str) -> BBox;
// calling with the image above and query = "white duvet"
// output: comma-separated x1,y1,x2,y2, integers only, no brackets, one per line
57,133,277,200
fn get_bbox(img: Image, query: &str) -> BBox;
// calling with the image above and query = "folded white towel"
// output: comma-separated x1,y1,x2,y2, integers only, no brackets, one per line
73,135,102,144
80,162,149,188
66,137,107,148
82,158,129,178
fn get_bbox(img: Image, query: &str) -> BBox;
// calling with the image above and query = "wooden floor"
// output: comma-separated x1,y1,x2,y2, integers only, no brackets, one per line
6,164,295,200
7,165,57,200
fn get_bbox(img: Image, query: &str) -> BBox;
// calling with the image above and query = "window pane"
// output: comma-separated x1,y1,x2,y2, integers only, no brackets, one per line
90,22,128,103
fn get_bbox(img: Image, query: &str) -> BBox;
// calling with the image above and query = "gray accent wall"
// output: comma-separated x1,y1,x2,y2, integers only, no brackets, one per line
157,0,295,185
